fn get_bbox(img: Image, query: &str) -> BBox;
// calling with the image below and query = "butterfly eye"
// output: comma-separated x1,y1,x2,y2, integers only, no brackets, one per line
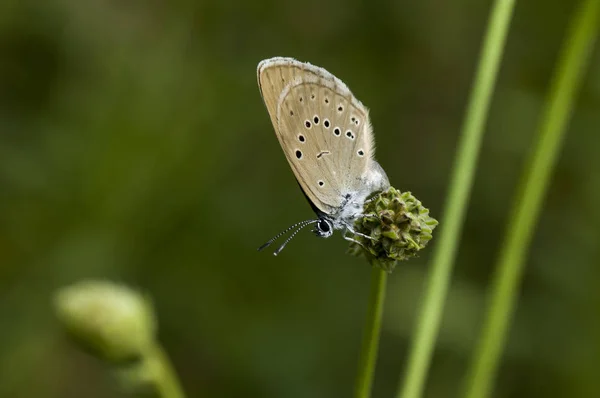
318,219,330,232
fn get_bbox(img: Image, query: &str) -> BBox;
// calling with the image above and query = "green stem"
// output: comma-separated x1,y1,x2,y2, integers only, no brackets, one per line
149,343,186,398
462,1,600,397
397,1,516,397
355,266,388,398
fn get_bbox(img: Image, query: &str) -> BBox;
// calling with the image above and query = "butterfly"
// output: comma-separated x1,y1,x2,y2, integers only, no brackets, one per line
257,57,390,255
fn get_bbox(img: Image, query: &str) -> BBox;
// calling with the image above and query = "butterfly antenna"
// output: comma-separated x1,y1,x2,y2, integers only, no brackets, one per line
258,220,315,252
273,220,318,256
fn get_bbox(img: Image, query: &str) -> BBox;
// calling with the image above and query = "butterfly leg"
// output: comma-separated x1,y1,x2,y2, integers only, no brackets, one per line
343,222,375,241
343,235,368,250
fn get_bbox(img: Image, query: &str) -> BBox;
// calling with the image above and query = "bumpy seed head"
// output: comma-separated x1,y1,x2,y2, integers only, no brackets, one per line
349,187,439,272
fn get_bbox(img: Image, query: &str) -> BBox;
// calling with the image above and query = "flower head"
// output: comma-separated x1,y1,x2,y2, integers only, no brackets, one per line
349,187,439,272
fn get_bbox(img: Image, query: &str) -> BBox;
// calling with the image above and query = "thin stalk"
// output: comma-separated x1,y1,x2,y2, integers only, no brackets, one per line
355,266,388,398
397,0,517,397
147,342,186,398
462,1,600,397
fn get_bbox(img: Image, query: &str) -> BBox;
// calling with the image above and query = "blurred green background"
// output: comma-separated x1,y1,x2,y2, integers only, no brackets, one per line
1,0,599,397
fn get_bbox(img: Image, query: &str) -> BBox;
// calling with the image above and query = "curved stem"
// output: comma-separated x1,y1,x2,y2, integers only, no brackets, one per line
355,265,388,398
462,1,600,397
397,0,517,397
148,342,186,398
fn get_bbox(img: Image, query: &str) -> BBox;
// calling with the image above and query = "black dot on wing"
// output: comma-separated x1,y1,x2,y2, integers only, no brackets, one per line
338,105,343,112
324,98,329,104
334,127,340,136
318,180,324,187
305,120,311,128
346,130,353,138
311,93,315,100
298,135,305,142
296,150,302,159
324,119,330,128
299,96,303,102
358,149,364,156
290,110,294,116
313,116,319,124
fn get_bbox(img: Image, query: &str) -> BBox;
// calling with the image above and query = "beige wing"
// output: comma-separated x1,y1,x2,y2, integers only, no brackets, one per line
257,57,376,215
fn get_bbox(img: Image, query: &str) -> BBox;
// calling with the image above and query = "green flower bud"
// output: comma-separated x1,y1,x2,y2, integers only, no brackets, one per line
349,187,439,272
54,280,156,364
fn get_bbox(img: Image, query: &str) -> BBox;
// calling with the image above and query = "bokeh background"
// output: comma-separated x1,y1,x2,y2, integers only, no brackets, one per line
1,0,599,397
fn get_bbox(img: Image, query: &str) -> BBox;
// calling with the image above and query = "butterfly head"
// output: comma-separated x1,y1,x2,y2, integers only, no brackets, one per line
314,217,334,238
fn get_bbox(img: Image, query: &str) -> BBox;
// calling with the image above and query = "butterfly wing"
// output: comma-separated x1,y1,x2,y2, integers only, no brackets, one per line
258,57,383,216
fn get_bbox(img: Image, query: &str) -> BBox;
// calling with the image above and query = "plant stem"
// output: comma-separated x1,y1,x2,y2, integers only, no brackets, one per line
149,342,186,398
462,1,600,397
355,265,388,398
397,1,516,397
